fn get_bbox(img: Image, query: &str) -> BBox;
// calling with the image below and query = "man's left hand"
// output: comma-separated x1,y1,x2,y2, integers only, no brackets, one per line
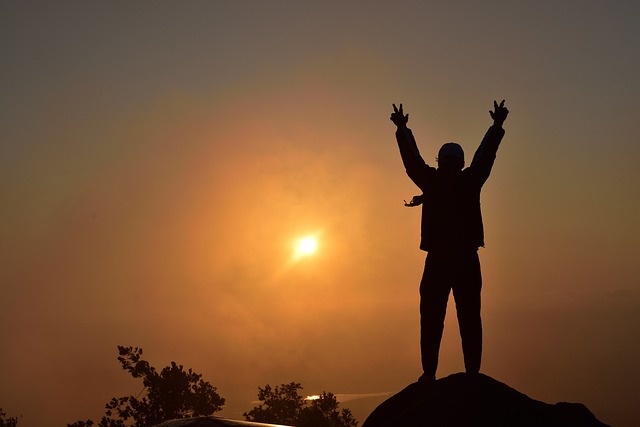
390,103,409,127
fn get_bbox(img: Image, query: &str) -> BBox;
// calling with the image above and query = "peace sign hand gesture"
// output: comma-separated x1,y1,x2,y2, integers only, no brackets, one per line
490,99,509,127
390,103,409,128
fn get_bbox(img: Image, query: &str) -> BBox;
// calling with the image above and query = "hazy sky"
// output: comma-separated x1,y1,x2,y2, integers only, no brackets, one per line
1,2,639,426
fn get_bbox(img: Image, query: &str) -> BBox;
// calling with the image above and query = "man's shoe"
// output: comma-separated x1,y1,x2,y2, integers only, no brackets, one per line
418,373,435,384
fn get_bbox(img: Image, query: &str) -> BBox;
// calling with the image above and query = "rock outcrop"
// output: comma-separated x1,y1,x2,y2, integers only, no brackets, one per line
363,373,608,427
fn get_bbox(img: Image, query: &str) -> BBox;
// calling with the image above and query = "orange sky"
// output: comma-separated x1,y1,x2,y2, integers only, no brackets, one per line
1,2,639,426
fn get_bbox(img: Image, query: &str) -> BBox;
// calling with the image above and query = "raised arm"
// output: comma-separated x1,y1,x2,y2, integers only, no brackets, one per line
469,100,509,184
390,103,432,189
490,99,509,127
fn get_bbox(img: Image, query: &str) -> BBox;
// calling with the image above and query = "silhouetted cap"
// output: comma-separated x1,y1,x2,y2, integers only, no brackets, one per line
438,142,464,162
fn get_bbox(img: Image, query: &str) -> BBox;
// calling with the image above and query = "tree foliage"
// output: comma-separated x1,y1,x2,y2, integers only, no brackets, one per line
244,382,358,427
299,392,358,427
0,408,19,427
68,346,225,427
244,383,304,426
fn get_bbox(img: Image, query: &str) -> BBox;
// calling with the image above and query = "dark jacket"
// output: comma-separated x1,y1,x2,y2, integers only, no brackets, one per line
395,125,505,252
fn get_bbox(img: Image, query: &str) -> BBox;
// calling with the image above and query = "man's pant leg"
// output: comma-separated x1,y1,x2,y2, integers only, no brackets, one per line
419,252,451,380
452,251,483,374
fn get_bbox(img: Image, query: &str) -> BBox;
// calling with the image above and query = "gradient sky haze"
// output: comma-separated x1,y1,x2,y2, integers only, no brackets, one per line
1,2,639,426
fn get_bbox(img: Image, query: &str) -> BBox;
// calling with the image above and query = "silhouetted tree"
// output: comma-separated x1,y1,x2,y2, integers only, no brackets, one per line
0,408,19,427
244,383,304,426
244,383,357,427
299,392,358,427
67,346,225,427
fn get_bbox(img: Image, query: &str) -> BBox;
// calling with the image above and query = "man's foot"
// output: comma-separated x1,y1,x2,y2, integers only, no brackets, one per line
418,373,435,384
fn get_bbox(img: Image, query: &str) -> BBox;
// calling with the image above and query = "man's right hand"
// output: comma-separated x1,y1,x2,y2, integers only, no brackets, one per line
490,99,509,127
390,103,409,127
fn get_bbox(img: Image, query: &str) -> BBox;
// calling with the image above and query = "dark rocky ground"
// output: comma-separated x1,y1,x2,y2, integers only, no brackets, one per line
363,373,609,427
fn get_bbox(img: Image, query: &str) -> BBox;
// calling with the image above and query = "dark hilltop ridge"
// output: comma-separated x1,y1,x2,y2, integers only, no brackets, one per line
363,373,609,427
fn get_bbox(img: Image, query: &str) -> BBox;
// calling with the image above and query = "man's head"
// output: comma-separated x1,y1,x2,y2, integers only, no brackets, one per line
437,142,464,171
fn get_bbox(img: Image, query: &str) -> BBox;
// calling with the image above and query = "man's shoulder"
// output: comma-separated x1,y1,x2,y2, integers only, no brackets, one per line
460,167,487,188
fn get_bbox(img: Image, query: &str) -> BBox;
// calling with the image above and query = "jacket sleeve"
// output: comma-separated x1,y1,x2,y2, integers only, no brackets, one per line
469,124,505,186
395,126,433,190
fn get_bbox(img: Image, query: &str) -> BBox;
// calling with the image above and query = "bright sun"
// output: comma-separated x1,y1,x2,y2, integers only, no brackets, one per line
294,236,318,258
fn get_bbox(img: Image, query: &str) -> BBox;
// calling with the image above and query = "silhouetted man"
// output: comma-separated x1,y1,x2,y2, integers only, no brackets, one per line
390,100,509,382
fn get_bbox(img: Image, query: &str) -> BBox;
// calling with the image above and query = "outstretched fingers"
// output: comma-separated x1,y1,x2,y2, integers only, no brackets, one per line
490,99,509,125
390,103,409,126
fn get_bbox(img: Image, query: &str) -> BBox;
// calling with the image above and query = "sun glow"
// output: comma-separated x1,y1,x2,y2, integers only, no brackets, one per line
294,236,318,258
